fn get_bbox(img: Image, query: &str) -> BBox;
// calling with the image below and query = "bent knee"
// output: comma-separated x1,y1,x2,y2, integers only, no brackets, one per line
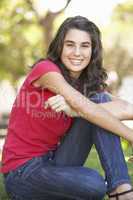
84,170,107,199
90,92,111,104
92,179,107,198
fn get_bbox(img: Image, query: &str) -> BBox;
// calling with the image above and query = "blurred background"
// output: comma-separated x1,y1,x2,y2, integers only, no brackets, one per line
0,0,133,157
0,1,133,199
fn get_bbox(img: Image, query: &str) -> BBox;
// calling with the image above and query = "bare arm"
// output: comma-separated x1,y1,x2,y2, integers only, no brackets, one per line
45,94,133,120
35,72,133,143
100,98,133,120
70,93,133,120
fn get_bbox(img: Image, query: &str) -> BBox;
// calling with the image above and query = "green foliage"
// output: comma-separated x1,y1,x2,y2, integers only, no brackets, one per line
121,138,130,151
0,0,132,88
112,0,133,24
0,0,44,82
103,0,133,91
0,174,8,200
0,0,68,83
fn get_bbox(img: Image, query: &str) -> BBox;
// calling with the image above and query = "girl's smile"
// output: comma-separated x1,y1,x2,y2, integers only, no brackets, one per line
61,28,92,79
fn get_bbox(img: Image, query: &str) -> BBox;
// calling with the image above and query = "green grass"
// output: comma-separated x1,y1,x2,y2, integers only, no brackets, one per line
0,146,133,200
84,146,133,199
0,173,8,200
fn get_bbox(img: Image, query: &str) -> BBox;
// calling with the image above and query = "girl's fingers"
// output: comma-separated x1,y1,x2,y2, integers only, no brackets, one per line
44,95,65,108
44,101,49,109
55,105,66,113
44,96,70,114
48,95,65,104
51,102,65,110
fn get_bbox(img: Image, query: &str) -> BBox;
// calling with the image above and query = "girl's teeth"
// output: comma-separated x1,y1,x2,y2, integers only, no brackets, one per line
71,60,81,65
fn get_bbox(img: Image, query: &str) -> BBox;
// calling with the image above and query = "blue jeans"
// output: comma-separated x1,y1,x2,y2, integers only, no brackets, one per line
4,92,131,200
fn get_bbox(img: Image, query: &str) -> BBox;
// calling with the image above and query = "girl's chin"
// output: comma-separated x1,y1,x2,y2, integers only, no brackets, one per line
68,65,83,71
70,71,82,78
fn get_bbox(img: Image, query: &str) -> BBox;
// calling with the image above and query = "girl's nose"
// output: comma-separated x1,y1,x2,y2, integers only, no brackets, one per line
74,46,80,56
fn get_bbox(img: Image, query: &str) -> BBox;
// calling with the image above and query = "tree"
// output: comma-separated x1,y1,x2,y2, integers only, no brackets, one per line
103,0,133,92
26,0,71,50
0,0,71,83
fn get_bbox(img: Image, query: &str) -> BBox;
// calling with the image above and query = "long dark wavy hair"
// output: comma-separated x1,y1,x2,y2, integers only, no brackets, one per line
47,16,108,96
32,16,108,96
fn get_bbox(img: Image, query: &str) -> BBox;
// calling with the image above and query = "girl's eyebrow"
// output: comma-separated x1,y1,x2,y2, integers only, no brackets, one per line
82,41,91,45
64,40,91,45
64,40,75,43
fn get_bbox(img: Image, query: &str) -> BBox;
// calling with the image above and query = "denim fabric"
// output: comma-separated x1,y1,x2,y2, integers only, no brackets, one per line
4,92,131,200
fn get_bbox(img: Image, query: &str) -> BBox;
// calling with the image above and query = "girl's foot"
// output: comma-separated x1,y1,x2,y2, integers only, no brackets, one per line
109,184,133,200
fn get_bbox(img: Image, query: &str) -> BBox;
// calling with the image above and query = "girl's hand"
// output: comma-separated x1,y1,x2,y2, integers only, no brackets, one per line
44,95,78,117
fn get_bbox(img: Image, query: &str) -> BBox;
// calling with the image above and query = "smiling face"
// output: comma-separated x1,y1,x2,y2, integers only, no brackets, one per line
61,28,92,79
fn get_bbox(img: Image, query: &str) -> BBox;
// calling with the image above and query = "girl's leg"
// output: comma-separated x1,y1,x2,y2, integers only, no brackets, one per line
4,118,106,200
54,92,131,192
51,92,132,198
54,117,94,166
5,150,106,200
93,123,131,192
5,92,132,200
90,92,133,199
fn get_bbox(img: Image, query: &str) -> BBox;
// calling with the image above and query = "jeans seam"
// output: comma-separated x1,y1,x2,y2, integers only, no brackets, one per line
94,129,114,183
93,92,118,188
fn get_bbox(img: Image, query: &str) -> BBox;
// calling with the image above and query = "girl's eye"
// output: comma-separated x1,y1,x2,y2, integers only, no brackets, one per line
66,43,73,47
82,45,90,48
